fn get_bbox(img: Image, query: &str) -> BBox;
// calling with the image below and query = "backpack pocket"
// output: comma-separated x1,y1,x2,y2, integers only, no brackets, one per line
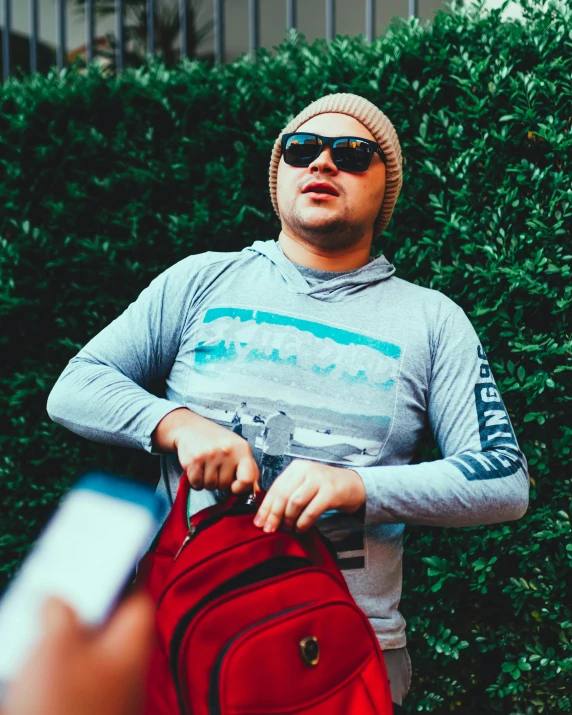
175,566,349,714
210,600,388,715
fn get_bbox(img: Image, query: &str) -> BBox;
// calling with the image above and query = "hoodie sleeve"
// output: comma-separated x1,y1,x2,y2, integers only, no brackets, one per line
46,260,192,454
354,307,529,527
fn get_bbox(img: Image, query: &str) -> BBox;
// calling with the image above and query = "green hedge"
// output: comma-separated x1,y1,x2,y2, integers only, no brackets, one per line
1,0,571,711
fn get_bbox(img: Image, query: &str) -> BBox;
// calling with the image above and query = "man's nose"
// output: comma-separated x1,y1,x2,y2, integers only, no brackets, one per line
308,145,338,174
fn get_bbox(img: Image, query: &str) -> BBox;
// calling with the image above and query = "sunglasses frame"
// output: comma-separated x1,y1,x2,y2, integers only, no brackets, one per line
281,132,386,173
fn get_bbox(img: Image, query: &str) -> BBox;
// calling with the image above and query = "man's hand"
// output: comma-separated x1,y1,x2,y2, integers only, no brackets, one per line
152,408,259,493
3,593,155,715
253,460,366,533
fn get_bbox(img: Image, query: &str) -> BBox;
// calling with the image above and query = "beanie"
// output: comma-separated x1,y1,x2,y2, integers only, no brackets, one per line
269,93,403,237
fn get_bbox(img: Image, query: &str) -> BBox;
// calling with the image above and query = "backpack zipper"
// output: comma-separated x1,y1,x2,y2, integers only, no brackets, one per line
173,523,196,561
173,499,260,562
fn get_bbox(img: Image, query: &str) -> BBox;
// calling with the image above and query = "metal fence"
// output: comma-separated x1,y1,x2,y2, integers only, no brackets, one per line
1,0,421,81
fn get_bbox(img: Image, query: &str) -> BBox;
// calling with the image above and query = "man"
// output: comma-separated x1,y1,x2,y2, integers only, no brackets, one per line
230,401,247,437
47,93,529,707
260,409,295,489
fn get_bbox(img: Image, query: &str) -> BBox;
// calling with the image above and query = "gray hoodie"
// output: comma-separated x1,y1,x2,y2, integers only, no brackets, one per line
47,239,529,650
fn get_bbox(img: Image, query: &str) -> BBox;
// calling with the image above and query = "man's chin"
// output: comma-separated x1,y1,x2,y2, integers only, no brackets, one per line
294,211,347,236
280,205,365,248
286,220,365,252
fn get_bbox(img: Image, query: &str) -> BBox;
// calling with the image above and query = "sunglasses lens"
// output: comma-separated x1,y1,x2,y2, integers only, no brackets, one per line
283,134,321,166
332,138,372,172
282,134,378,171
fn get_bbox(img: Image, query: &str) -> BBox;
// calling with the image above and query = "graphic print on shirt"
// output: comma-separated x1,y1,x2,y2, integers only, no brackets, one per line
185,306,405,570
446,345,525,480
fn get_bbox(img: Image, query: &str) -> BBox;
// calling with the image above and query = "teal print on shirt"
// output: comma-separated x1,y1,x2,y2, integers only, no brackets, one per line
187,307,404,469
201,307,402,359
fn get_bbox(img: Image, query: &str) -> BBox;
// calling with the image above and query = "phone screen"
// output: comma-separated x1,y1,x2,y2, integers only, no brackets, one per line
0,472,164,687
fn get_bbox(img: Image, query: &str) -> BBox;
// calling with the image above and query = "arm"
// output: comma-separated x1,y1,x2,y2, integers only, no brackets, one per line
354,307,529,527
253,307,529,535
46,260,191,454
47,257,259,492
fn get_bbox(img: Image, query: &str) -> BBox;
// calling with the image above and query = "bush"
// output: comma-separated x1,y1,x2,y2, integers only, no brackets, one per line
0,0,570,711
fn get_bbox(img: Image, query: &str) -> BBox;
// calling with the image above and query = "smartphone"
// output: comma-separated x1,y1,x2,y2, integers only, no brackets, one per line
0,471,165,692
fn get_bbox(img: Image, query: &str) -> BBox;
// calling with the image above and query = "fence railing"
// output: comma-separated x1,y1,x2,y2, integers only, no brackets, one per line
1,0,421,81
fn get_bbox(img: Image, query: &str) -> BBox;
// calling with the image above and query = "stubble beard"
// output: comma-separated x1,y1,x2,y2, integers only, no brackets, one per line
282,201,367,253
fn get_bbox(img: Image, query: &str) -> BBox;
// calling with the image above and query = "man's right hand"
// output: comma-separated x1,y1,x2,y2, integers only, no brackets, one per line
152,408,259,494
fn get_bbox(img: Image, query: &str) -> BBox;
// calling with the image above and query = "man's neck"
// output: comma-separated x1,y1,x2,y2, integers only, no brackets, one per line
278,230,372,272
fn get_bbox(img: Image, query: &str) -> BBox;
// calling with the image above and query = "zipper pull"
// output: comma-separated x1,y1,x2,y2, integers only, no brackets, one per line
245,483,261,507
173,523,196,561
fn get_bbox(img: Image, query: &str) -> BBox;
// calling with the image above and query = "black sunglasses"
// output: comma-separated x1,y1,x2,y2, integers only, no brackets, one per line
281,132,386,173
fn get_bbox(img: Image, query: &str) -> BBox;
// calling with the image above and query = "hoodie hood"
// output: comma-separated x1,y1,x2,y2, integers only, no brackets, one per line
245,240,396,303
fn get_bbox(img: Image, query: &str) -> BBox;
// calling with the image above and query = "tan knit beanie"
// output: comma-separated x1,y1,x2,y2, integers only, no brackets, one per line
269,93,402,237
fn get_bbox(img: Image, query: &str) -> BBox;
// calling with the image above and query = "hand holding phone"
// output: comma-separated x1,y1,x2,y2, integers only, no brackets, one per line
0,472,164,696
2,592,155,715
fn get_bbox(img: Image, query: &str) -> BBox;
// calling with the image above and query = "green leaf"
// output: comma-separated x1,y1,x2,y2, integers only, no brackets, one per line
1,10,571,712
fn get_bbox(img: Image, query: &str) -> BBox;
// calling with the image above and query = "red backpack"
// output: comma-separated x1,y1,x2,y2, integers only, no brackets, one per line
136,475,393,714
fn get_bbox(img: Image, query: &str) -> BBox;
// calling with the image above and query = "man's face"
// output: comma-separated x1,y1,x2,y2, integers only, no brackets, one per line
276,113,386,251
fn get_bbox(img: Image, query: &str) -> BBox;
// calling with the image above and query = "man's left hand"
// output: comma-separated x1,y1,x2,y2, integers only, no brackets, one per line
253,460,366,533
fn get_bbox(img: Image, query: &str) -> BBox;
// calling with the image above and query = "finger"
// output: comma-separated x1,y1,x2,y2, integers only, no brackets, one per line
217,460,237,491
259,490,289,533
231,455,259,494
41,597,81,641
100,592,156,670
202,460,221,491
295,492,331,532
185,457,205,490
254,460,302,526
253,490,272,526
282,481,320,531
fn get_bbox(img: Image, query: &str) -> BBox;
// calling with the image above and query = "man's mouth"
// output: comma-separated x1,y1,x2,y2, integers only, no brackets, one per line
302,182,340,198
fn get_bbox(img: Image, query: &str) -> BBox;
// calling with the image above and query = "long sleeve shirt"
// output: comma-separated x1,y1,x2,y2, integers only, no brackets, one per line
47,240,529,649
